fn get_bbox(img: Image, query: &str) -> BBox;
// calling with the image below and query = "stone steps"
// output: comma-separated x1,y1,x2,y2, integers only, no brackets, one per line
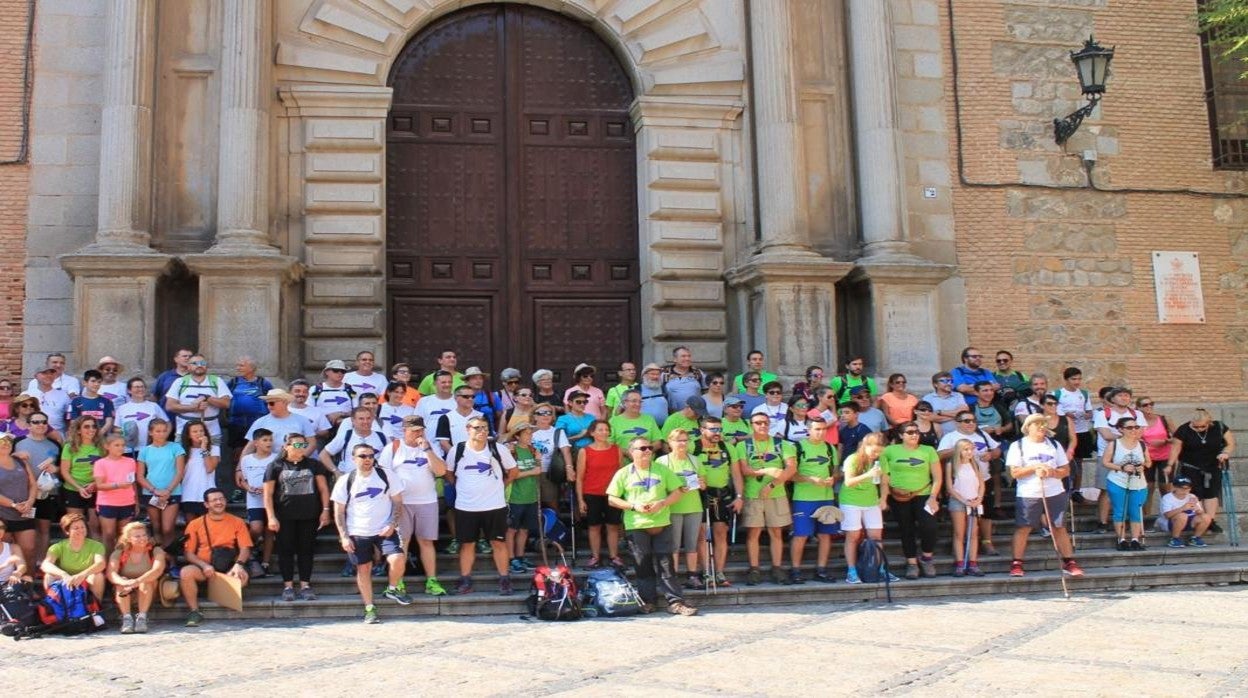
145,545,1248,622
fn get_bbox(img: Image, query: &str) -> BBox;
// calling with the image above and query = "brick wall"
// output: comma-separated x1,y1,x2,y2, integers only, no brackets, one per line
0,0,32,381
925,0,1248,401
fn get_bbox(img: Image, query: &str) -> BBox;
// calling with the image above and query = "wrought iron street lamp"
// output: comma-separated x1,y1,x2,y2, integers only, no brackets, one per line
1054,36,1115,145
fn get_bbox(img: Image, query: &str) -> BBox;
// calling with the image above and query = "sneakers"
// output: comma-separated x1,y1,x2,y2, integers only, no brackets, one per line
919,556,937,578
384,586,414,605
1190,536,1209,548
980,544,1001,557
1116,539,1130,551
904,563,920,580
609,556,626,569
1009,560,1024,577
714,572,731,587
968,564,985,577
788,569,806,585
1095,523,1112,534
745,567,762,586
1071,490,1086,504
667,600,699,616
498,576,514,596
425,577,447,596
185,610,204,627
953,565,966,578
1040,527,1051,538
120,614,135,634
845,567,862,585
372,561,386,578
882,568,901,583
1168,537,1186,548
812,568,832,583
298,586,318,601
249,560,267,579
455,575,474,595
363,605,380,624
281,587,296,602
133,613,148,634
1062,560,1085,577
1129,539,1145,551
769,566,787,585
340,561,356,578
445,540,460,554
476,539,492,555
509,558,526,575
585,556,602,570
683,573,703,590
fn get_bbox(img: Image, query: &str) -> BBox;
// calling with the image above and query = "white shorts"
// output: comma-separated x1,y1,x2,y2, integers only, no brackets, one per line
840,504,883,532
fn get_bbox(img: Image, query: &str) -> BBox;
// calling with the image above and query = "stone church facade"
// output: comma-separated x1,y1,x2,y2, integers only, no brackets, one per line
5,0,1247,401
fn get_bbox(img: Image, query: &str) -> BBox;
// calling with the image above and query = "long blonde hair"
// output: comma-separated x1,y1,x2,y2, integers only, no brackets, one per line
850,432,888,476
116,521,151,553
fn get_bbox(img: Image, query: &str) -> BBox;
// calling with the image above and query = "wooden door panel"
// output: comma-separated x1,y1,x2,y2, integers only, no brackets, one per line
391,295,498,374
531,297,635,385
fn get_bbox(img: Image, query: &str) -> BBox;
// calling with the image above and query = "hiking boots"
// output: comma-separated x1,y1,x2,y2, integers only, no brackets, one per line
667,601,698,616
919,556,937,578
769,566,787,585
904,563,920,580
745,567,762,586
498,576,514,596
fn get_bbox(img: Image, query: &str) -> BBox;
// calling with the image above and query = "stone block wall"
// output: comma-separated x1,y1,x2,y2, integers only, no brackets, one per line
0,0,33,378
933,0,1248,400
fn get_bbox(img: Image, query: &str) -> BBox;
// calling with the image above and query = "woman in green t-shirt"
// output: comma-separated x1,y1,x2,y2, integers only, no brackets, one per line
606,438,698,616
59,416,104,539
841,432,889,584
657,428,706,590
41,511,107,599
880,424,943,580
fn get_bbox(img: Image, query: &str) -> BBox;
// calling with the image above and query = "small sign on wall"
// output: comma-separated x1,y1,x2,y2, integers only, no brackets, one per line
1152,251,1205,324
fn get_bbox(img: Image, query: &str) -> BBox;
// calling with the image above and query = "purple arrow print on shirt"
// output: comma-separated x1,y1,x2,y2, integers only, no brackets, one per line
384,414,403,424
322,396,350,406
463,461,493,474
402,457,428,467
354,487,384,499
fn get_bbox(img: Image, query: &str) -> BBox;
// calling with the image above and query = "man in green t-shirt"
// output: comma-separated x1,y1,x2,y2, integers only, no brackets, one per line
739,413,796,585
606,438,698,616
692,416,744,586
608,390,662,457
506,424,542,574
661,395,705,439
827,356,879,405
732,350,778,394
416,350,465,395
721,396,751,445
789,417,840,584
603,362,637,416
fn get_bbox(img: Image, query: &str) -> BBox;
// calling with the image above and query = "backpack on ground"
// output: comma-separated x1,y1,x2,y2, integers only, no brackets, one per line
35,581,105,636
855,538,893,602
527,564,582,621
0,582,43,640
581,567,645,618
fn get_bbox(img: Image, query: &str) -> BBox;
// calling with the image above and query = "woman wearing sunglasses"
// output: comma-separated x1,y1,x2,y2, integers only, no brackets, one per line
1103,417,1151,550
1136,397,1174,516
264,433,331,601
1167,408,1235,534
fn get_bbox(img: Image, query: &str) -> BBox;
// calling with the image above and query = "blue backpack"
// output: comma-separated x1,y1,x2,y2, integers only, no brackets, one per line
36,581,104,635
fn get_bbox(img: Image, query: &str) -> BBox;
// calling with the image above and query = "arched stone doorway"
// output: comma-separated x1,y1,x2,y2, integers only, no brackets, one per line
384,4,639,379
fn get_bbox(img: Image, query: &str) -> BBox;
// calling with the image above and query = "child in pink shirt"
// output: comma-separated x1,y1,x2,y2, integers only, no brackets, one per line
93,434,137,550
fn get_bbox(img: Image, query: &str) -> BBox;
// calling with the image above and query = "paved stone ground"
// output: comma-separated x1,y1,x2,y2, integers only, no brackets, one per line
4,588,1247,696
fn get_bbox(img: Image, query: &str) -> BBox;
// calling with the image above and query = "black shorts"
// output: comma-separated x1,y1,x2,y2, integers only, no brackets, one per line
35,493,63,522
63,489,95,510
701,486,736,524
582,494,622,527
3,517,35,533
347,533,403,567
454,507,508,543
1179,464,1223,501
1075,432,1096,460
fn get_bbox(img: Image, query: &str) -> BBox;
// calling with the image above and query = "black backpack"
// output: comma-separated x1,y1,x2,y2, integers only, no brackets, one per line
0,582,43,640
581,567,645,618
855,538,893,602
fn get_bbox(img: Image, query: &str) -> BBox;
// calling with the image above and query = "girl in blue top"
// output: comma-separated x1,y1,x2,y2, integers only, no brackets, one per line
136,418,186,547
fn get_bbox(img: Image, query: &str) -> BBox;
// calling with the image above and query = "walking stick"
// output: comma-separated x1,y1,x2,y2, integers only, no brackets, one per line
1038,477,1071,599
1223,468,1240,547
704,502,717,593
568,486,578,564
962,507,975,574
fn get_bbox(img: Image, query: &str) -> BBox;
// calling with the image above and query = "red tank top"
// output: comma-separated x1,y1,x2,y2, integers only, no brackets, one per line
582,445,622,496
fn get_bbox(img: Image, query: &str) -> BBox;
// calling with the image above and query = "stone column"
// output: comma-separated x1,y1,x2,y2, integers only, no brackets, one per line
848,0,909,258
844,0,954,378
187,0,299,376
60,0,172,377
213,0,275,253
726,1,852,382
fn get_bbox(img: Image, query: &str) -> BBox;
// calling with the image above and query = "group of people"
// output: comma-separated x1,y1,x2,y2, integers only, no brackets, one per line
0,345,1237,628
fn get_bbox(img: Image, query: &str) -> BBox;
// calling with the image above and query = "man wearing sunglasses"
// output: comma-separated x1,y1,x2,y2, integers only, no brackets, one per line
163,354,232,439
332,444,411,623
921,371,964,436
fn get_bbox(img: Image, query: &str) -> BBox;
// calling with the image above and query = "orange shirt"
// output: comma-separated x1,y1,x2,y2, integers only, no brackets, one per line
401,386,422,407
185,514,253,561
879,392,918,425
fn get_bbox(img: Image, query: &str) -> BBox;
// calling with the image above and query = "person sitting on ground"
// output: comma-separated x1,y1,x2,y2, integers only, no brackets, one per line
108,521,167,634
606,438,698,616
179,488,252,627
0,518,32,585
41,512,107,599
1160,476,1213,548
332,443,412,624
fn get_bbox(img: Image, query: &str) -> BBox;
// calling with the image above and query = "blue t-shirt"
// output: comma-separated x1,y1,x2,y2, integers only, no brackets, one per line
555,412,597,449
228,376,274,426
838,422,873,459
139,442,187,494
69,395,114,424
949,366,995,406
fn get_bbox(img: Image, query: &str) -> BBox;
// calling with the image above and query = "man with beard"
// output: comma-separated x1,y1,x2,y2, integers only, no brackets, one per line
639,363,670,425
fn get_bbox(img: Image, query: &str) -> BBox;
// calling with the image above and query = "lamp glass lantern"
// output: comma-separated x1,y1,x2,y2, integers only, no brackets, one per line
1071,37,1114,95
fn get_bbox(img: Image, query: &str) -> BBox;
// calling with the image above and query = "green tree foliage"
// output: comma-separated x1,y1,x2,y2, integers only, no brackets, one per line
1199,0,1248,76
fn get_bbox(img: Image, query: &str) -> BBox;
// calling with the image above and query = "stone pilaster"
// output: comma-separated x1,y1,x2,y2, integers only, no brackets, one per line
213,0,276,254
848,0,908,258
59,0,172,377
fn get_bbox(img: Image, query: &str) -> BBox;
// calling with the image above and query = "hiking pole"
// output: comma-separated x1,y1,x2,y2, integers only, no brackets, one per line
1037,475,1070,599
567,486,578,564
962,507,974,575
704,503,716,593
1223,468,1240,547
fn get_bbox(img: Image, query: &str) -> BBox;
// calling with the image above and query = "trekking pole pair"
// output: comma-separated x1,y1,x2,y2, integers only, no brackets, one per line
1223,468,1240,547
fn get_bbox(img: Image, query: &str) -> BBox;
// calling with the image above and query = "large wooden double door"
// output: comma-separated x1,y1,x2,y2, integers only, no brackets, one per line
386,4,639,381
